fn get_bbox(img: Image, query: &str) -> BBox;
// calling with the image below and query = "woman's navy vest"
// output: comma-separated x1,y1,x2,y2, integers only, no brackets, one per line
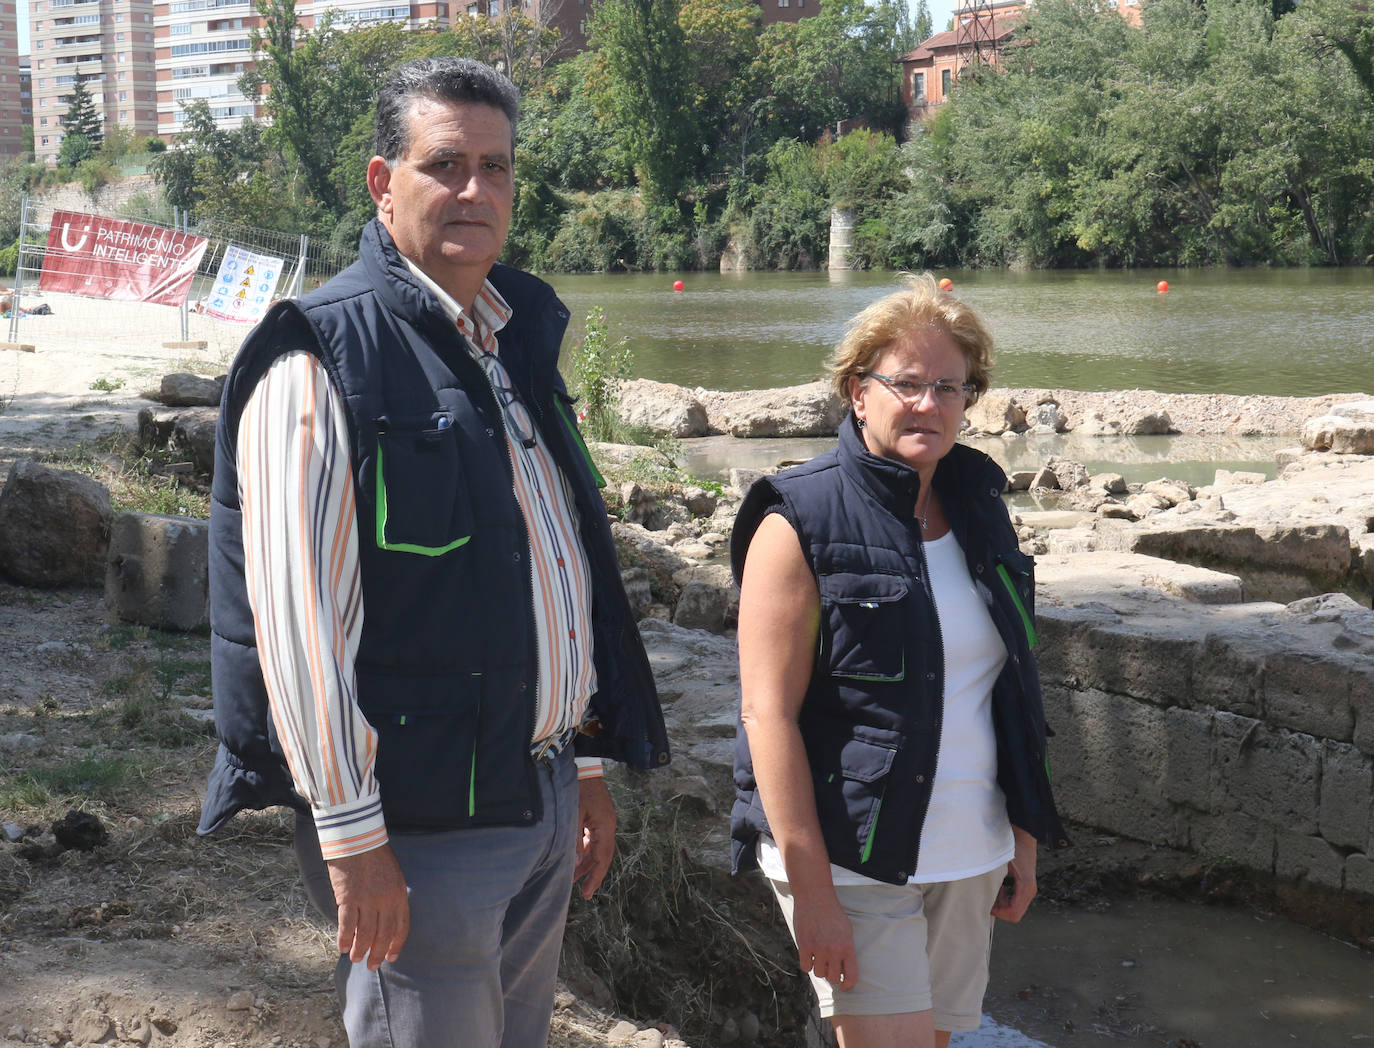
730,418,1067,884
199,221,668,838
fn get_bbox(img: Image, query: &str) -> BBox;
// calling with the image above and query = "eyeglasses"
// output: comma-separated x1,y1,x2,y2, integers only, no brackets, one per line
478,350,537,449
862,371,972,407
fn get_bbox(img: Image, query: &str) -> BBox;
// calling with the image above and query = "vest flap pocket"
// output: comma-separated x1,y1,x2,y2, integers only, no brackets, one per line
838,734,898,784
358,670,485,826
375,412,474,556
818,572,908,681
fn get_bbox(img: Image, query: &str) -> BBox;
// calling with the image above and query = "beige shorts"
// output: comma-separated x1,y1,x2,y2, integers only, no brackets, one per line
769,865,1005,1031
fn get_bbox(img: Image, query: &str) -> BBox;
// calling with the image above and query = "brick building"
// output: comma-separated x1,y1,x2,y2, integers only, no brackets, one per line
900,0,1142,125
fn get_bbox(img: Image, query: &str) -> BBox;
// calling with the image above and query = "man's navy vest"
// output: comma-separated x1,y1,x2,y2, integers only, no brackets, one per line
730,418,1067,884
199,220,668,838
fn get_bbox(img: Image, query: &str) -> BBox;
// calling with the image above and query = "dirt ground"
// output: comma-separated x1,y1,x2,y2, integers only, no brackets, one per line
3,314,1372,1048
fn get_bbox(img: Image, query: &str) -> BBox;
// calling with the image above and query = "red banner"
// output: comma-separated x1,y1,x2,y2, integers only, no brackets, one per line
39,210,209,307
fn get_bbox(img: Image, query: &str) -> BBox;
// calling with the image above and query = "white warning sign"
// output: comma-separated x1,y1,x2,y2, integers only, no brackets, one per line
204,245,284,324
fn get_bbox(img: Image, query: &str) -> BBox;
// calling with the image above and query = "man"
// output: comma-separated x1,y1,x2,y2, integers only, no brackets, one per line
198,58,669,1048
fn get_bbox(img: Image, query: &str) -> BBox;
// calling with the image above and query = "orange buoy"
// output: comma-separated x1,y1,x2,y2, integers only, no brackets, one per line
1157,280,1169,293
672,280,685,292
938,277,954,291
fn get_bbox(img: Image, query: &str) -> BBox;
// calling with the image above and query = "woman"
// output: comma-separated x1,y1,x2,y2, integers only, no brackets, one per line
731,274,1067,1048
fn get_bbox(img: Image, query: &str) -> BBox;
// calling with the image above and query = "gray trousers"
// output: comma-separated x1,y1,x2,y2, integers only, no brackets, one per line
295,749,579,1048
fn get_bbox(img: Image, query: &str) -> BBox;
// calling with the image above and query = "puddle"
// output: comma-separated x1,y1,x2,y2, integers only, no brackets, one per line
976,894,1374,1045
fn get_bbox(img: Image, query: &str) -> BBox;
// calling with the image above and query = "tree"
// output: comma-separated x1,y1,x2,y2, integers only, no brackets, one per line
58,134,96,173
409,9,562,95
586,0,700,206
60,80,103,153
241,1,410,218
757,0,907,142
678,0,767,170
895,0,933,54
1289,0,1374,104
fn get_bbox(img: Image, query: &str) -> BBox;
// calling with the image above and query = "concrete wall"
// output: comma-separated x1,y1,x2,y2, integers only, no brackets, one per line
1036,592,1374,899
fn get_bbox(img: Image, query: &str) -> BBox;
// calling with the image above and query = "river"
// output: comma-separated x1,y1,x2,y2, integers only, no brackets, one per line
551,267,1374,397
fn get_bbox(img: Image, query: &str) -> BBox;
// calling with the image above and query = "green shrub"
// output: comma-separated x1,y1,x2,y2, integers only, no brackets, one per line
569,306,633,443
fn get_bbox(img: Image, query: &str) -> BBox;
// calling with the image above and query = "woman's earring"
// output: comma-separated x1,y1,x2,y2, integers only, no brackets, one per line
856,417,866,429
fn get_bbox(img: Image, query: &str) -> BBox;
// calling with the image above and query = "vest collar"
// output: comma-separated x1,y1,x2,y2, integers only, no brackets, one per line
359,219,444,326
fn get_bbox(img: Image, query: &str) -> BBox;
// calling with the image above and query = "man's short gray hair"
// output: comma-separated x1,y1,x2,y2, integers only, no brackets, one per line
374,57,520,163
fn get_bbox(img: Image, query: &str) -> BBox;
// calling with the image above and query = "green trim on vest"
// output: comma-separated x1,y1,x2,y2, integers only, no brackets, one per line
996,563,1037,649
860,798,883,864
555,397,605,489
374,442,472,556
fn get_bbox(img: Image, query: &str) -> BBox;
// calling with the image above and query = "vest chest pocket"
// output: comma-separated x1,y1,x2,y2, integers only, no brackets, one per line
374,413,475,556
818,572,908,682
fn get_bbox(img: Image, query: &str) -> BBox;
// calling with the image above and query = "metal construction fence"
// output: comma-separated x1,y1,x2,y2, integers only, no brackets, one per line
4,198,357,362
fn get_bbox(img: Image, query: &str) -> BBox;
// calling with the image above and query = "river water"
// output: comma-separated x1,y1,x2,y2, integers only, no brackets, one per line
552,267,1374,396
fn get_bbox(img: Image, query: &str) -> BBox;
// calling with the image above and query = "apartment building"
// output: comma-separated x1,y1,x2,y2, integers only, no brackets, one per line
153,0,262,138
28,0,158,165
153,1,449,140
1,0,24,158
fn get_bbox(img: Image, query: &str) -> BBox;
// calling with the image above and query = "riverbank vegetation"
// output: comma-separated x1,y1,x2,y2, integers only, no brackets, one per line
3,0,1371,273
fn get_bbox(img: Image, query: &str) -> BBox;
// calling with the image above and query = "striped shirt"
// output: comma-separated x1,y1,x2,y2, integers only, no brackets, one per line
237,269,599,862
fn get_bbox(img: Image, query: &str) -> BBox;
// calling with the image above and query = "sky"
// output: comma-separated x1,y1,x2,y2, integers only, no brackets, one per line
927,0,959,36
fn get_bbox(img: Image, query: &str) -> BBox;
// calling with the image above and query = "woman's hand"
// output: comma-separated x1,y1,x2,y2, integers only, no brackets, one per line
793,889,860,990
991,825,1038,923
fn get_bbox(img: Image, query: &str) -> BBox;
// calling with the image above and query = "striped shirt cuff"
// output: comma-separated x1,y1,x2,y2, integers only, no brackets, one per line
312,796,389,860
575,757,605,780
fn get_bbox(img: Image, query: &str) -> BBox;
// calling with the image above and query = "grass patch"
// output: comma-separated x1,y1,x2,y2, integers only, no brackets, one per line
89,376,125,392
95,661,215,749
0,755,138,812
37,432,210,518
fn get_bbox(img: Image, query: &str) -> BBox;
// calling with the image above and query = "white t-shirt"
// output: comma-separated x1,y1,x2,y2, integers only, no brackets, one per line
759,530,1015,886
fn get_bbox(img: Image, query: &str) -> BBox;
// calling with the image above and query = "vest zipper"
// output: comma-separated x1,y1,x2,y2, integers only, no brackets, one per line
471,343,539,819
906,515,944,879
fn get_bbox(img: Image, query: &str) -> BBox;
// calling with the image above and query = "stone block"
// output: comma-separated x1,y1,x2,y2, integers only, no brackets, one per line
1262,650,1355,742
617,378,709,438
1093,472,1128,495
1163,707,1213,810
1048,688,1188,846
0,460,113,587
1319,742,1373,852
1301,400,1374,454
1071,621,1198,708
1275,831,1345,890
1210,713,1320,835
1191,634,1262,718
158,372,223,407
1354,663,1374,756
1189,810,1275,875
1344,853,1374,897
965,392,1025,435
672,578,732,634
105,513,210,631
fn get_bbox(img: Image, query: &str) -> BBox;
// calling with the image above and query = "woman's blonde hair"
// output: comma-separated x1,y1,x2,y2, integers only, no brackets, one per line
827,272,993,406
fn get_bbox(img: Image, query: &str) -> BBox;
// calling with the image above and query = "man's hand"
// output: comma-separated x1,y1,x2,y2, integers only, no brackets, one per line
991,826,1038,924
573,776,616,899
326,843,410,970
